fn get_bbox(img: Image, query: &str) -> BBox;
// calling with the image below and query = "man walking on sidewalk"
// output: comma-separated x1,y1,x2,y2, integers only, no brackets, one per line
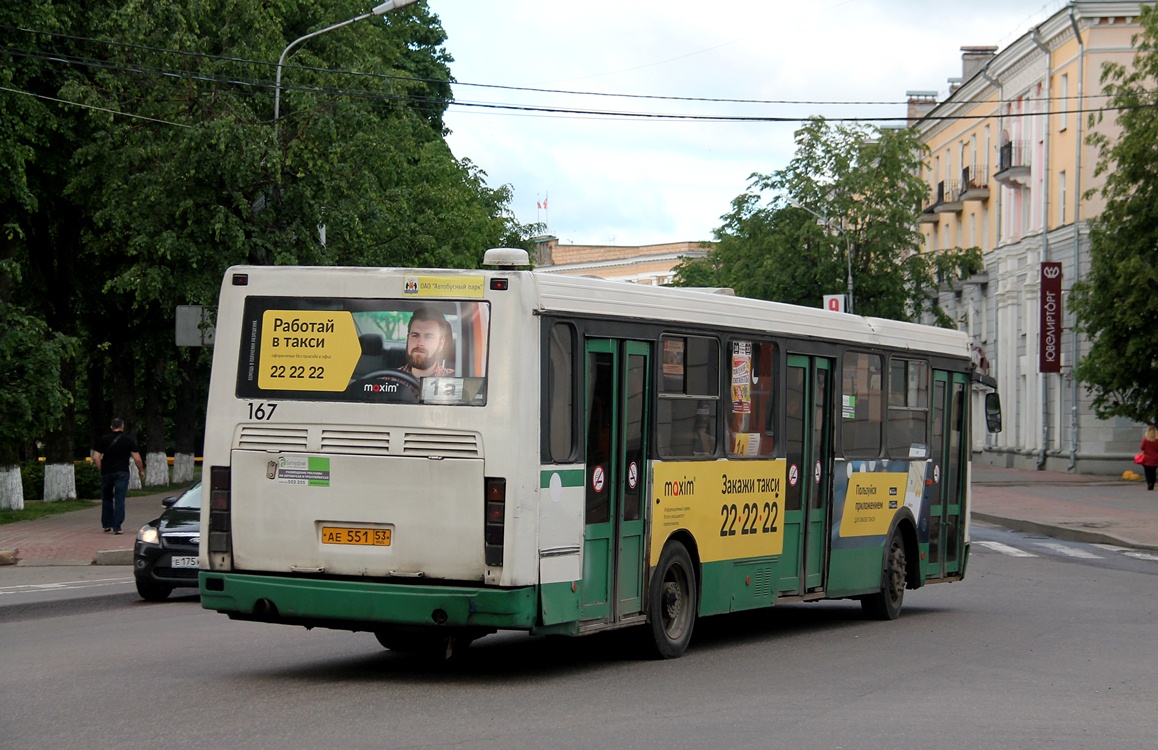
92,418,145,535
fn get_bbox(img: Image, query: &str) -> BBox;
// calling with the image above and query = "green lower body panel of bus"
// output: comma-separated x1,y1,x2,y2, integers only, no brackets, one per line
199,572,537,631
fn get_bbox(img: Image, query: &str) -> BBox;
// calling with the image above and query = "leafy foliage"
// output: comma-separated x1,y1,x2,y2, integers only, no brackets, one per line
674,117,981,324
0,1,537,474
1070,6,1158,424
0,292,76,455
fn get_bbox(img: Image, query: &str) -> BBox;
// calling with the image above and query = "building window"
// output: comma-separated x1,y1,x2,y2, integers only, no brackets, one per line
1059,74,1069,132
1059,170,1067,225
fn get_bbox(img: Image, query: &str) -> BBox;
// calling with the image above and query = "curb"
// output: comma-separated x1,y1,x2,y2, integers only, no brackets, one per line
973,512,1158,551
94,548,134,565
1,547,136,566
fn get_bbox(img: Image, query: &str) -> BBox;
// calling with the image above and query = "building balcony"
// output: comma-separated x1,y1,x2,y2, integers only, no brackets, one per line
933,180,963,214
994,141,1031,188
918,205,939,224
960,165,990,201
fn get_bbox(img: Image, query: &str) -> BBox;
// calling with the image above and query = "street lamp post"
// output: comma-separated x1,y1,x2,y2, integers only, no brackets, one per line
273,0,419,130
790,199,855,315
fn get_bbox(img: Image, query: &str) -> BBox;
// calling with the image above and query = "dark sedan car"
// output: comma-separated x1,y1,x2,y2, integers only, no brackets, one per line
134,481,201,601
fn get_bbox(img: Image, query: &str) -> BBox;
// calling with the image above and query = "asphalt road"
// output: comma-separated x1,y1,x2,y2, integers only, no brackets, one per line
3,532,1158,749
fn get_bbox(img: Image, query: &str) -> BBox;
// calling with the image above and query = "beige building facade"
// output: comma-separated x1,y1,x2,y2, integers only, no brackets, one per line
915,1,1151,473
532,236,710,285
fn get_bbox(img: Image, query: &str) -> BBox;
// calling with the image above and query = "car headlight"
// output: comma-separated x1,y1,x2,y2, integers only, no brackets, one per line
137,526,160,545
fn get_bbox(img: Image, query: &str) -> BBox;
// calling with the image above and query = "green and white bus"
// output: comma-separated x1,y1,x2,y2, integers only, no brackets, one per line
199,248,1001,658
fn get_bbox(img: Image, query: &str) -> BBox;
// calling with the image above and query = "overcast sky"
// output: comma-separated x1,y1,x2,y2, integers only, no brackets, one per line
431,0,1066,246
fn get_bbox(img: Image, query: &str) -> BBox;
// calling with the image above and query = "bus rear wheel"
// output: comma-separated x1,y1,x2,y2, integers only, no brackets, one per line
374,628,478,660
647,540,697,659
862,530,907,621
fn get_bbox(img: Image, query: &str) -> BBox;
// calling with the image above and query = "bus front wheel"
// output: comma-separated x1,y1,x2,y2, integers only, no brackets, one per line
862,530,907,621
647,540,697,659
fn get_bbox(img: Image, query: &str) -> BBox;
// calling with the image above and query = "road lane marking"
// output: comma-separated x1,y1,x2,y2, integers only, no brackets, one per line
974,541,1038,557
0,577,132,596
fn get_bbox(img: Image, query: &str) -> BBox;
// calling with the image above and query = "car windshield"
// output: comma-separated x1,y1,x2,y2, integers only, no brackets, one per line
171,481,201,510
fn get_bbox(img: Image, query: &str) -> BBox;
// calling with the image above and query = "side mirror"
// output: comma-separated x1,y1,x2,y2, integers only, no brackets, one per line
984,392,1003,433
161,496,178,508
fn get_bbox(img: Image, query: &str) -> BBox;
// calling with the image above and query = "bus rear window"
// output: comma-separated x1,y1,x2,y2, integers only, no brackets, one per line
235,296,490,405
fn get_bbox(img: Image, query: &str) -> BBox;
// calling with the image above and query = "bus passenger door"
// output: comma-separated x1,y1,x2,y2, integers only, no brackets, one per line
928,371,968,579
580,339,650,622
780,355,833,595
805,359,833,590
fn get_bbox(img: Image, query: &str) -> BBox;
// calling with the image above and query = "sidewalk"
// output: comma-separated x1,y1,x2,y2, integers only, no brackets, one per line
2,466,1157,568
971,464,1158,550
0,487,182,567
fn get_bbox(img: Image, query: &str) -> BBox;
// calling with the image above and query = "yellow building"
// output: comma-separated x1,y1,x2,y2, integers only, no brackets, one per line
532,236,710,285
914,1,1150,473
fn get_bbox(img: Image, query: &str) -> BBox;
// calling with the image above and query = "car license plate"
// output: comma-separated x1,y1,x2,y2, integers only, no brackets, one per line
170,556,199,569
321,527,392,546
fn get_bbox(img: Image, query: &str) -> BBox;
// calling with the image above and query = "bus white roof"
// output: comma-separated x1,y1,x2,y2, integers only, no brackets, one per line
529,272,970,359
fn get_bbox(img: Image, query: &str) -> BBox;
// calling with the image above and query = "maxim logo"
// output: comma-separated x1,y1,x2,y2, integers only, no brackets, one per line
663,477,695,497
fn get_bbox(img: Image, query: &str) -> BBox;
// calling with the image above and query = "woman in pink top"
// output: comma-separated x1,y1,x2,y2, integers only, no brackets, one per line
1139,425,1158,491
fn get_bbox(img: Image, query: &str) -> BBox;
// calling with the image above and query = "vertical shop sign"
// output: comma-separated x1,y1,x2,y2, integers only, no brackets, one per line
1039,262,1062,373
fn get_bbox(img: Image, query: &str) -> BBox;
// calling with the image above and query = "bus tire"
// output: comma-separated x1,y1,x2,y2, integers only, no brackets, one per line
374,629,472,661
647,540,697,659
862,530,906,621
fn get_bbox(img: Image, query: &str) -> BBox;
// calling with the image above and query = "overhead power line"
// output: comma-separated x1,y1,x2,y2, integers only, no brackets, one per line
0,27,1145,128
0,24,1123,109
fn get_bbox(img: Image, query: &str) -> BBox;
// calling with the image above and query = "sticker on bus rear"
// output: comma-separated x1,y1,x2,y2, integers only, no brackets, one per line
277,456,331,487
402,276,485,298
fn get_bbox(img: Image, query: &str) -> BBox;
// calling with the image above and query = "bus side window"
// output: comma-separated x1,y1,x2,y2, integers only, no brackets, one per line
727,339,777,457
657,335,719,458
841,352,883,458
886,358,930,457
547,323,576,462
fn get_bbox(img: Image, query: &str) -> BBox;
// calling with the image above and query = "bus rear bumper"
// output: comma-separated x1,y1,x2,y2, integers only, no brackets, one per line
199,572,537,631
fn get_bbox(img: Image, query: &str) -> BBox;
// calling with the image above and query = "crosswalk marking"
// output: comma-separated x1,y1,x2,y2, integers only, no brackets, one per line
974,540,1038,557
980,538,1158,563
1034,541,1103,559
1093,544,1158,561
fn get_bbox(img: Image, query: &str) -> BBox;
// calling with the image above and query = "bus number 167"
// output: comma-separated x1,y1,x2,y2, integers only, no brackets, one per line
247,402,278,421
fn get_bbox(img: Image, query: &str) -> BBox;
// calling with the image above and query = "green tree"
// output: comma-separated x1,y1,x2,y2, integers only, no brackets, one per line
676,117,981,324
1069,5,1158,424
1,1,538,495
0,264,75,508
0,1,89,505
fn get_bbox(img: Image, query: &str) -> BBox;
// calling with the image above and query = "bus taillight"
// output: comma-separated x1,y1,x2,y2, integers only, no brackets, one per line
208,465,232,554
484,477,506,566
